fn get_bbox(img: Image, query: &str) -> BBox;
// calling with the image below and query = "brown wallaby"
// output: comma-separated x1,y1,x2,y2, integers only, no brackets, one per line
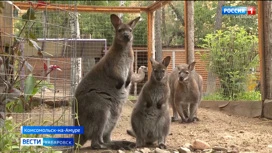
130,56,171,149
74,14,140,150
169,61,203,123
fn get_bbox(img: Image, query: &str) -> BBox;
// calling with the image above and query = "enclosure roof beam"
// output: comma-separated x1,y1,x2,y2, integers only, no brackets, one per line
147,1,172,12
13,2,149,13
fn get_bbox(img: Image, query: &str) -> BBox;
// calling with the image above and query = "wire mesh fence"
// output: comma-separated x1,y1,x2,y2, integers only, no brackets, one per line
0,1,80,152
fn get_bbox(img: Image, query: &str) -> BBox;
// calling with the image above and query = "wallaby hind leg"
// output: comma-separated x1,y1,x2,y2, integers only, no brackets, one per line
170,96,179,122
158,134,167,149
182,103,189,118
136,137,145,148
176,103,187,123
187,103,199,123
90,109,110,149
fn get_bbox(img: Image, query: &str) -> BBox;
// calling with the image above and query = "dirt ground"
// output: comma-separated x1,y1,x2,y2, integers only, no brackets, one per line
77,101,272,153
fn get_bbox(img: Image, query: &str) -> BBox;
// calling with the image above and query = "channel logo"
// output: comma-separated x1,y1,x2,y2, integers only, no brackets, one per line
222,6,256,15
21,138,43,146
21,138,74,146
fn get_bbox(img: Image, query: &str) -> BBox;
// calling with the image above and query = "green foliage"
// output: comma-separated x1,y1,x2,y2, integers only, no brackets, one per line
0,117,61,152
200,26,259,100
22,7,36,20
203,91,261,101
236,91,261,101
203,92,226,101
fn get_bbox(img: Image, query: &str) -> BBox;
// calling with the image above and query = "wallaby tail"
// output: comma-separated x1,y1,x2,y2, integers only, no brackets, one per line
106,140,136,150
126,129,136,137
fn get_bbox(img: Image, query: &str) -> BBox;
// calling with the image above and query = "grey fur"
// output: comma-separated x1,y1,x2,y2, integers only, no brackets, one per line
169,61,203,123
74,14,140,150
131,56,171,149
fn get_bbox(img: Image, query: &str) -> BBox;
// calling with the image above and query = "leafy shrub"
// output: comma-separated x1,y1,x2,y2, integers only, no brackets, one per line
200,26,259,100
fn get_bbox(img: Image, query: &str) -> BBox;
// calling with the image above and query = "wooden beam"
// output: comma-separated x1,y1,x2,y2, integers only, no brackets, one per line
148,1,172,12
258,1,265,103
147,11,153,79
13,2,148,13
184,1,188,64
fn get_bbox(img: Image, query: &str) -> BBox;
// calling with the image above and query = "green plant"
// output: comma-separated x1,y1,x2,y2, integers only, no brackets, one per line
200,26,259,100
236,91,261,101
0,117,60,152
203,92,227,101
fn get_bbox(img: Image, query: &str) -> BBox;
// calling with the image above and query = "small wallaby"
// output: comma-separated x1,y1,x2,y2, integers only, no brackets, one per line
169,61,203,123
130,56,171,149
74,14,140,150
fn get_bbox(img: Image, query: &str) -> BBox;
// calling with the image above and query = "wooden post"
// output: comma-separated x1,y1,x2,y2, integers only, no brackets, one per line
262,1,272,119
147,11,154,79
258,1,265,102
185,1,194,64
184,1,188,64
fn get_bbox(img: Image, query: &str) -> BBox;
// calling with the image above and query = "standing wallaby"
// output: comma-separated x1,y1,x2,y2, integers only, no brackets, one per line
130,56,171,149
169,61,203,123
74,14,140,150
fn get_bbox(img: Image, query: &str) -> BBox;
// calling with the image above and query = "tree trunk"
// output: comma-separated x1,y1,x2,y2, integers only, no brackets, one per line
206,1,225,95
263,1,272,99
162,7,166,44
186,1,194,64
262,1,272,119
155,8,162,61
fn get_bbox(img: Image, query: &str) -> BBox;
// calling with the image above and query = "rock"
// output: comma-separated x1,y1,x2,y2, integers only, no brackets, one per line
183,143,193,150
202,149,213,153
101,150,113,153
223,135,234,139
173,151,179,153
228,144,239,153
117,150,125,153
155,147,170,153
212,146,228,152
139,148,151,153
134,151,141,153
192,139,211,150
178,147,191,153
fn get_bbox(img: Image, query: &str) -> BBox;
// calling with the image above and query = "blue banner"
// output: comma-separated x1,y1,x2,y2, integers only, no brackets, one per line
43,138,74,146
222,6,247,15
21,126,84,134
21,138,74,146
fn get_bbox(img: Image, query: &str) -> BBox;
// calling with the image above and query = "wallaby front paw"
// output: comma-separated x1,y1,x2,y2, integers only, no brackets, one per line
193,117,200,121
180,118,189,124
91,143,107,150
171,117,179,122
116,82,123,89
125,80,131,88
186,117,198,123
158,143,167,149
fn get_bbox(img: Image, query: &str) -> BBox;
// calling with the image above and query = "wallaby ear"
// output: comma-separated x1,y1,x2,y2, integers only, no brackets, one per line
110,14,122,30
162,56,171,67
128,16,141,29
188,61,196,71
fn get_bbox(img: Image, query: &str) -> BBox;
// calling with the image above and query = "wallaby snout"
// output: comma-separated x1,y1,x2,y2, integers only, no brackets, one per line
123,31,131,41
178,71,189,82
